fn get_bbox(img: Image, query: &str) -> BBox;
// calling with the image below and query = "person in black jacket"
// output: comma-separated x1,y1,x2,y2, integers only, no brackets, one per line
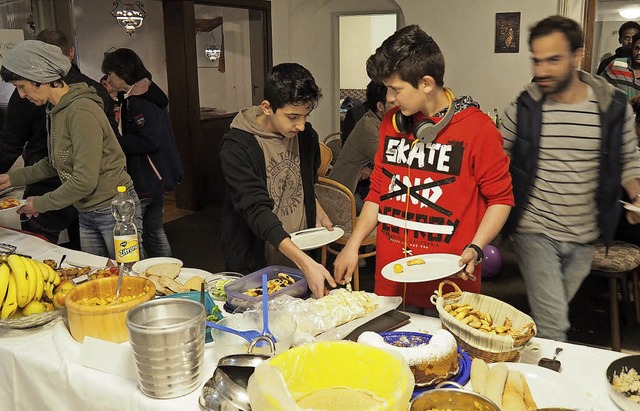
102,48,183,258
0,29,118,246
220,63,337,298
596,21,640,75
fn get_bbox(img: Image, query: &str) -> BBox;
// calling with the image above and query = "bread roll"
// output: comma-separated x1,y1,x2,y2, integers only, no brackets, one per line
146,263,181,279
158,276,190,293
184,275,204,291
521,372,537,411
503,370,527,411
470,358,489,395
147,275,172,295
484,363,508,409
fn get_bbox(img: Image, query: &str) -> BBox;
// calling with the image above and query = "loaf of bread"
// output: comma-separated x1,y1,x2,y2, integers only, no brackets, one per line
484,363,508,409
502,370,527,411
145,263,181,279
470,358,489,395
521,372,537,411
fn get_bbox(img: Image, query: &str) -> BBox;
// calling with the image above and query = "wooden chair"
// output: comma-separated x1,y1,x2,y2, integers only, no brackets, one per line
314,177,376,291
322,132,342,166
318,142,333,176
590,241,640,351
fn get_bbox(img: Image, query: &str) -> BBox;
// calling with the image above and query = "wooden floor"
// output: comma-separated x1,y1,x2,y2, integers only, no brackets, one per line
162,192,193,223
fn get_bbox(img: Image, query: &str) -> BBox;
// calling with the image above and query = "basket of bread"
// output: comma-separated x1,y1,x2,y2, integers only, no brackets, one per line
431,280,536,363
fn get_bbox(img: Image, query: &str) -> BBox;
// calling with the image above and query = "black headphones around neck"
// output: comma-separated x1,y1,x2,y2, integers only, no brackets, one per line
391,88,455,144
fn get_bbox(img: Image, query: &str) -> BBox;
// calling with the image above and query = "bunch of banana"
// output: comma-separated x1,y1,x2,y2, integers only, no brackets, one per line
444,303,519,336
0,254,60,319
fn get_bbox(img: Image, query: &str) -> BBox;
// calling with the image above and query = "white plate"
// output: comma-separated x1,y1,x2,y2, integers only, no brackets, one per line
620,200,640,213
381,253,462,283
466,362,592,410
131,257,183,275
0,198,26,212
175,267,213,285
290,227,344,251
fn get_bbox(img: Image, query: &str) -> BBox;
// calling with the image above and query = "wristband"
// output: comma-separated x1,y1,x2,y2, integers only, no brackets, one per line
464,244,484,265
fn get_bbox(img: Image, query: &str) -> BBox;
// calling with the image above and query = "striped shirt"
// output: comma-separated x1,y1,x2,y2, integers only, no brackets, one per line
602,57,640,100
501,86,640,243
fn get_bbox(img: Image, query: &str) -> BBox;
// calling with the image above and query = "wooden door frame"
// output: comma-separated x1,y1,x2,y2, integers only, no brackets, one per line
162,0,272,210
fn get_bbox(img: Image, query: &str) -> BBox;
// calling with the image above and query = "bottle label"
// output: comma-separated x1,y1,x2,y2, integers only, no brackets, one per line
114,235,140,263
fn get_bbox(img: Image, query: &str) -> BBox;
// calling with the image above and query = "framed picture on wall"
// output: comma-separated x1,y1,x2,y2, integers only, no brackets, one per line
495,12,520,53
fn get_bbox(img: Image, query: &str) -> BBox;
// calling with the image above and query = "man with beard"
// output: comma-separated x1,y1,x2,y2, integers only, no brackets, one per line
596,21,640,75
602,32,640,103
500,16,640,341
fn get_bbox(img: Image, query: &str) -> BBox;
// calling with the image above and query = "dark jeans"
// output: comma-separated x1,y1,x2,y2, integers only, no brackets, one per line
79,189,144,259
140,195,172,257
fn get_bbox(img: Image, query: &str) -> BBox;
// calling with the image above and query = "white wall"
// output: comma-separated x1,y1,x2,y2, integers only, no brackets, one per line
394,0,558,115
270,0,560,138
270,0,403,138
339,14,396,90
194,5,252,112
73,0,168,94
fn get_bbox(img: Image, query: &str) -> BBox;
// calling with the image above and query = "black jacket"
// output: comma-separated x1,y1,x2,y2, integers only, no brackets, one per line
596,46,631,76
503,71,628,246
119,81,183,198
220,125,320,274
0,64,118,192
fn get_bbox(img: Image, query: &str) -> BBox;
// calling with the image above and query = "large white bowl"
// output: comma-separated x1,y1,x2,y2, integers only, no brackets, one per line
132,257,183,276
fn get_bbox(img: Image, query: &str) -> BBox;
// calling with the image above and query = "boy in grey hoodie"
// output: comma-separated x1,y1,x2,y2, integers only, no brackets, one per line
220,63,336,298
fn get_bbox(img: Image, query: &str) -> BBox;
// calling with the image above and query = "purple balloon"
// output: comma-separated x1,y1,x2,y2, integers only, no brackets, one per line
481,245,502,277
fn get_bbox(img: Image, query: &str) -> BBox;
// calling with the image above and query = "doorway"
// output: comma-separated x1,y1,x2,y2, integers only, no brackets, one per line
335,13,399,132
162,0,272,211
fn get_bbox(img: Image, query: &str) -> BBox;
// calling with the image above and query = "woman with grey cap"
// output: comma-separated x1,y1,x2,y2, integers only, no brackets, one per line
0,40,143,259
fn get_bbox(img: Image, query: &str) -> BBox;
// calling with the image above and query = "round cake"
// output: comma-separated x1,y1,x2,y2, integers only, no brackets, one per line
357,330,459,386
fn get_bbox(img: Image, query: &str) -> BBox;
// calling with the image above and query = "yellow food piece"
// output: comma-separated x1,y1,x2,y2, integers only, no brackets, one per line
393,264,404,273
447,303,523,336
406,258,425,266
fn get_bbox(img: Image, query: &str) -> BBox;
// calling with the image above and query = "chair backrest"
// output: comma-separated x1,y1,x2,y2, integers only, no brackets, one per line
323,132,342,166
315,176,356,231
318,142,333,176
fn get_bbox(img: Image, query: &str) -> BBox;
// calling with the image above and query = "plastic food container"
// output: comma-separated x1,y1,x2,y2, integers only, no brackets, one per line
224,266,308,311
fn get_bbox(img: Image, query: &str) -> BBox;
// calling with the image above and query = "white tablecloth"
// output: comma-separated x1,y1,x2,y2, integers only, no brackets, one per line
0,228,627,410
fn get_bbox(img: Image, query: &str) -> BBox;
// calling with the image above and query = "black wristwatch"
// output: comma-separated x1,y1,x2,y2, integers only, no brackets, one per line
464,244,484,265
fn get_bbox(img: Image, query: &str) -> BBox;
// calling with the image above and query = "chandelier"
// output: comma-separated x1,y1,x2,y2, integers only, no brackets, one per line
204,32,221,63
111,1,146,35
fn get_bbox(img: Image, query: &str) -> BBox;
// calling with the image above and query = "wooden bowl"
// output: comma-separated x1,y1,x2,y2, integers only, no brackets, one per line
65,276,155,343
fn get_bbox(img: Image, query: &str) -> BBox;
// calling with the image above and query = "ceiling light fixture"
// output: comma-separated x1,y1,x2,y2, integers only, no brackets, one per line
204,32,221,63
619,7,640,20
111,1,146,35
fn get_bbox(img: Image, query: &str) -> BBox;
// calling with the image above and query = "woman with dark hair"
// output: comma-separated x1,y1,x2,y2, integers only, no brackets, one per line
0,40,142,259
102,48,182,258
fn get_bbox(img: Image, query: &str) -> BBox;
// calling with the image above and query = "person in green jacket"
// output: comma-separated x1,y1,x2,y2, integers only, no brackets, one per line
0,40,143,259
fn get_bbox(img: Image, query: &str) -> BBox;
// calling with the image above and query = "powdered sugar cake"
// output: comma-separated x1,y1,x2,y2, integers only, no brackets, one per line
358,330,459,386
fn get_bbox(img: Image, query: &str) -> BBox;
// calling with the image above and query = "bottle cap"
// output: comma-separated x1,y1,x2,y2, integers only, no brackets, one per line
117,186,126,193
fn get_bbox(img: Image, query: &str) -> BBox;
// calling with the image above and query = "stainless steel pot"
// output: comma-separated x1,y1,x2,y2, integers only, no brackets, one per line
409,382,500,411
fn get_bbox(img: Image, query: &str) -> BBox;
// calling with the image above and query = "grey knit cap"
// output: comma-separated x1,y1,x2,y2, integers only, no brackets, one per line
1,40,71,83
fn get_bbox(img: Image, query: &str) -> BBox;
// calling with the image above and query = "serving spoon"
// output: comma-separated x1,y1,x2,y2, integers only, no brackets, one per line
206,320,261,343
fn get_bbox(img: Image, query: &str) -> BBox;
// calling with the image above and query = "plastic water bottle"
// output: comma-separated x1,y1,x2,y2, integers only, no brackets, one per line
112,186,139,274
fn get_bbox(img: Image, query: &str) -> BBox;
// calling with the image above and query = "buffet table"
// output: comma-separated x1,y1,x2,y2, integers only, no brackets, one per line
0,228,626,410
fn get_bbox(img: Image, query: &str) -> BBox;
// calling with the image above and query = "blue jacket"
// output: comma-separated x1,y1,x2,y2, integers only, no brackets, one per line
504,71,628,246
119,80,183,198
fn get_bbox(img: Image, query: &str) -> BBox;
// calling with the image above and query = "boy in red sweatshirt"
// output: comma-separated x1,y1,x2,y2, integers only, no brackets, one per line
334,25,514,309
